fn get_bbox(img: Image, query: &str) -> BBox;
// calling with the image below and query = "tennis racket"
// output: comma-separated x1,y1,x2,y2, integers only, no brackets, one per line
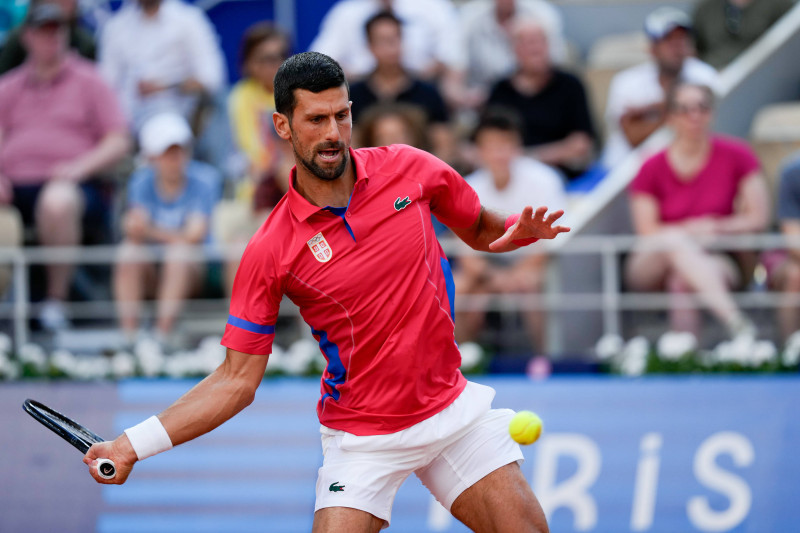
22,399,116,479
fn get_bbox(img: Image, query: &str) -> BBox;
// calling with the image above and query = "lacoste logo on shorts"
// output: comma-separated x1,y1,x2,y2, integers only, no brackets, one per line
329,482,345,492
394,196,412,211
307,232,333,263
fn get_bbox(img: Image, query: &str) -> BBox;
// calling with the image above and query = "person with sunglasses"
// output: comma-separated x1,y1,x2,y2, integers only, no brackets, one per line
625,81,770,339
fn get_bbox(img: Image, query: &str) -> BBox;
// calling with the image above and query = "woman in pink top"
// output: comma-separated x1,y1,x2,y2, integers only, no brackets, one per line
626,82,770,337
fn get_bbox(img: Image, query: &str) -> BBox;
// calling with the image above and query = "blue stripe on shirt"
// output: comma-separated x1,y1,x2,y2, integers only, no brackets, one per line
227,315,275,335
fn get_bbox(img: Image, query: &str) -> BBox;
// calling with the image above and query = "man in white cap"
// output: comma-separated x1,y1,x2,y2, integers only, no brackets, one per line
114,112,221,346
601,6,718,170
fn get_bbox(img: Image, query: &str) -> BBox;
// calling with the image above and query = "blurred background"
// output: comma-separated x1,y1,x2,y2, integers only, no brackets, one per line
1,0,799,531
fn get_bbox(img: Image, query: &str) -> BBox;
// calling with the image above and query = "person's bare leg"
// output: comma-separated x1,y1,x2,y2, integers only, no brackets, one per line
775,259,800,340
35,181,84,300
155,244,202,335
450,462,548,533
312,507,384,533
666,272,701,335
114,241,150,335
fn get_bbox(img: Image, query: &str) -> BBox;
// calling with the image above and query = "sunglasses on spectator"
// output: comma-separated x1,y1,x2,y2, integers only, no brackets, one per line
671,102,713,115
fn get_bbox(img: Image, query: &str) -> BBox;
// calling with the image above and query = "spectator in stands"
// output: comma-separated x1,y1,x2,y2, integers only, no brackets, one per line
767,155,800,340
454,107,566,352
0,4,130,331
0,208,22,297
486,16,595,180
602,7,718,171
357,102,431,152
693,0,792,70
625,82,770,338
0,0,95,74
309,0,471,108
99,0,226,132
114,113,221,345
216,22,292,294
349,11,455,163
460,0,567,98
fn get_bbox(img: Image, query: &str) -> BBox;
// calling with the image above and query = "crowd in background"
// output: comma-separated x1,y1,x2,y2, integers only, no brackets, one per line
0,0,798,353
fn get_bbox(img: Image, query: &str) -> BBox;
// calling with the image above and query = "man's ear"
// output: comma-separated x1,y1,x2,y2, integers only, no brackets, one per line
273,111,292,141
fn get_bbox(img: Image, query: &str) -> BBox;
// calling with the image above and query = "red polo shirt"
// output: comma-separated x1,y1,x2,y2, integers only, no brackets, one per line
221,144,481,435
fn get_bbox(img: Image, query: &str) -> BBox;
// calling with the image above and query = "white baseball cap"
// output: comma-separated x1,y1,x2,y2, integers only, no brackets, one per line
139,112,193,157
644,7,692,41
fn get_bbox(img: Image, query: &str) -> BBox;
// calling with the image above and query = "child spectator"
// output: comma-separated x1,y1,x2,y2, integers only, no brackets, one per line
114,113,221,345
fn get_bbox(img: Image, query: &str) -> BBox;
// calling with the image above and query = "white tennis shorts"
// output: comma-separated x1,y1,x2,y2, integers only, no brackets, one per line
314,381,524,527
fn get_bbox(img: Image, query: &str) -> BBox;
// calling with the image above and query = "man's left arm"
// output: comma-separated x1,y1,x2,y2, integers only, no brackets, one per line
450,205,570,253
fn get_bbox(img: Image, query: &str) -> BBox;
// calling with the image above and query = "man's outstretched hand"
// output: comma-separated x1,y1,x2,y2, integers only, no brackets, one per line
489,206,570,252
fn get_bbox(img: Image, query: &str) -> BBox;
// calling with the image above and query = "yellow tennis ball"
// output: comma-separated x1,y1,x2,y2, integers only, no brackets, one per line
509,410,543,445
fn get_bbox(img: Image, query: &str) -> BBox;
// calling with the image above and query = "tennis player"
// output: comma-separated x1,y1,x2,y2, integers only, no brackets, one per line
85,52,568,533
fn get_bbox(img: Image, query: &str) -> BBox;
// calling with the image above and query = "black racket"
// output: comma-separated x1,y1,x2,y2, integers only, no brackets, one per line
22,399,116,479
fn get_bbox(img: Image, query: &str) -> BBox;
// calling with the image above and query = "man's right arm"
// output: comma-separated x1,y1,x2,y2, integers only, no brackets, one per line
84,348,268,484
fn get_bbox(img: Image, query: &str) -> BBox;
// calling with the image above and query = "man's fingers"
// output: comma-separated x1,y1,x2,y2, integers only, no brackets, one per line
532,206,548,221
545,210,565,224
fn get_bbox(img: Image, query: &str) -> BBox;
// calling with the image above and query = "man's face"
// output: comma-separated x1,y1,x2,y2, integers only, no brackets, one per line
368,19,402,68
513,24,550,74
23,22,67,65
275,85,353,182
651,28,693,76
152,145,188,183
475,128,520,183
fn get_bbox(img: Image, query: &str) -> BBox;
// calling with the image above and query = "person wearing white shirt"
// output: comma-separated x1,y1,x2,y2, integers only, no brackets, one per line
99,0,226,132
455,108,566,353
459,0,567,93
601,6,718,170
309,0,472,107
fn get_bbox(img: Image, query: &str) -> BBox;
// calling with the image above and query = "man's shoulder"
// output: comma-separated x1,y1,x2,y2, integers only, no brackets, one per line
0,64,27,93
613,61,657,87
681,57,718,85
512,156,563,184
355,144,439,173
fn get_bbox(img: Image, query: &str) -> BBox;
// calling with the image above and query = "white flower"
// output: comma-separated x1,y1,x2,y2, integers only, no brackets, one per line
135,337,164,377
0,333,12,355
459,342,483,371
51,349,78,374
620,351,647,376
622,337,650,362
19,343,48,372
729,333,756,365
0,356,20,379
657,332,697,361
714,341,734,364
782,343,800,367
164,353,193,378
284,339,318,376
266,344,285,374
751,341,777,366
110,352,137,379
595,333,624,361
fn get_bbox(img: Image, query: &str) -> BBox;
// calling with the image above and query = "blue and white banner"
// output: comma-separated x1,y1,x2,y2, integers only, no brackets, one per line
4,376,798,532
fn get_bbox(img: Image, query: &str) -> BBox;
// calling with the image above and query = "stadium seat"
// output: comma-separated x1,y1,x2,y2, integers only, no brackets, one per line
584,31,650,140
749,101,800,209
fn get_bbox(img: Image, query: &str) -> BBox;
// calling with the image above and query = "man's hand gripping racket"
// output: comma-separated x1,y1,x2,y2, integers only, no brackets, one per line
22,399,136,484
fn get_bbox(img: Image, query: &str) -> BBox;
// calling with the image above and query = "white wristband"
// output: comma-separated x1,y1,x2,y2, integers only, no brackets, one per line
124,416,173,460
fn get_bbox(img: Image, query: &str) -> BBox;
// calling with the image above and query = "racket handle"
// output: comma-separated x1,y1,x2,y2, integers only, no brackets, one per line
96,458,116,480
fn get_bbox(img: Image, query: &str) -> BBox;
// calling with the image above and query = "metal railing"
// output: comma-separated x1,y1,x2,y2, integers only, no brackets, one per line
2,233,799,351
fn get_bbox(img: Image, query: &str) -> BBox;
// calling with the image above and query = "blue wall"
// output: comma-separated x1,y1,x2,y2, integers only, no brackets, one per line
4,375,799,532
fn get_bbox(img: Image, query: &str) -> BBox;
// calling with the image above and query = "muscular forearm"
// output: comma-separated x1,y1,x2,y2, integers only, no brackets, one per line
158,358,261,446
451,207,512,252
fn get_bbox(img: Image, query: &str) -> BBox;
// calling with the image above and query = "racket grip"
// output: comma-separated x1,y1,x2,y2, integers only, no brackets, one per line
96,458,116,480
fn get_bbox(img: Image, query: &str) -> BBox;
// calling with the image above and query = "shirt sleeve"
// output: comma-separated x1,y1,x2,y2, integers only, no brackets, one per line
563,73,596,139
221,237,282,355
185,7,225,92
731,139,761,180
413,147,480,229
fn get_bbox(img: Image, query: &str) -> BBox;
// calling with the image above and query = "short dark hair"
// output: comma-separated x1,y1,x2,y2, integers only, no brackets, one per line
365,10,402,42
274,52,349,118
470,106,523,143
666,81,715,112
238,22,290,71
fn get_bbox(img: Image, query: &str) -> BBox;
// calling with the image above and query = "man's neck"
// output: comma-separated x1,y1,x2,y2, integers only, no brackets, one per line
157,173,186,200
294,158,356,209
369,65,409,97
513,68,550,94
31,56,65,83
